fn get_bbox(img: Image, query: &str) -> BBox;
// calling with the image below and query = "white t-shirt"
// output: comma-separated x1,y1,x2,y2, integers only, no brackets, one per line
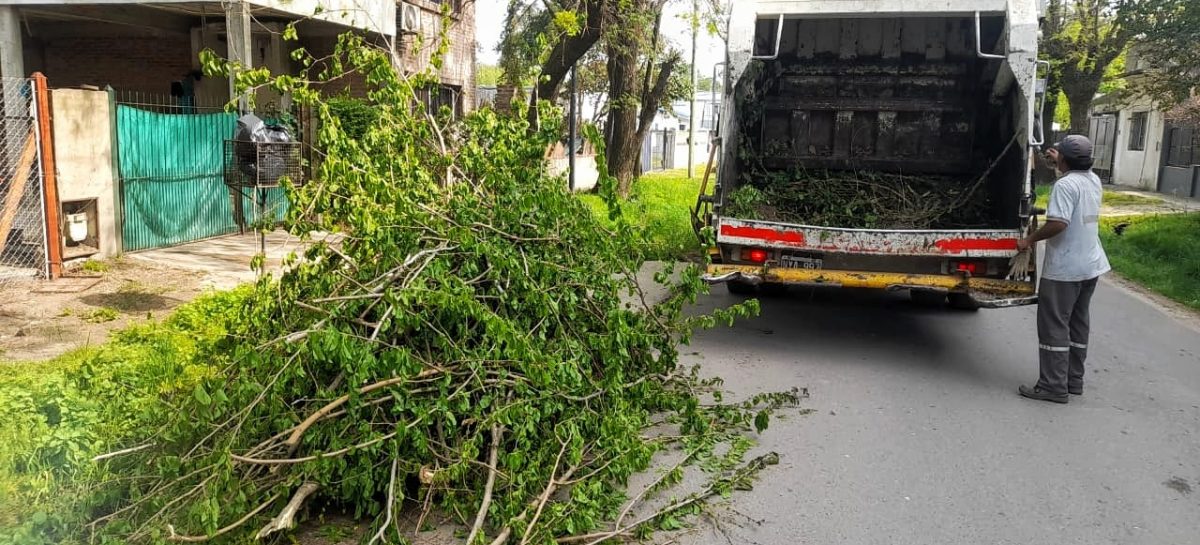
1042,170,1111,282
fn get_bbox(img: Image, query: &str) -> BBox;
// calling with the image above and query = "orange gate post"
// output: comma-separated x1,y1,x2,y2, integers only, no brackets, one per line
32,72,61,279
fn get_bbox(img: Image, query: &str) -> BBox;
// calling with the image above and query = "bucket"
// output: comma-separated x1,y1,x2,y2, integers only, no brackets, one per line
66,212,89,243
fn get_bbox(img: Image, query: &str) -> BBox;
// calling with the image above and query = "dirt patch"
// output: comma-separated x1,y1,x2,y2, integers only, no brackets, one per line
0,258,206,362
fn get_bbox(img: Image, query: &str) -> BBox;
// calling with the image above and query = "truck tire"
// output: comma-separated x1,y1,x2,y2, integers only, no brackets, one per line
726,280,760,296
948,293,981,311
760,283,789,296
910,290,946,307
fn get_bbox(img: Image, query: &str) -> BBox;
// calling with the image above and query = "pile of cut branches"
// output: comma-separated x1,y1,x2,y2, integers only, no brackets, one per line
724,169,994,229
29,34,801,545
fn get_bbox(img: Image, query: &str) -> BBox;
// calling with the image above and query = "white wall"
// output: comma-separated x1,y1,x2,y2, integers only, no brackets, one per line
547,155,599,192
1111,100,1164,190
672,130,715,172
254,0,394,36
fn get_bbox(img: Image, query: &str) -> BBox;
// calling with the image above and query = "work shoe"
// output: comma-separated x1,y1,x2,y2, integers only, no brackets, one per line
1068,385,1083,396
1019,385,1068,404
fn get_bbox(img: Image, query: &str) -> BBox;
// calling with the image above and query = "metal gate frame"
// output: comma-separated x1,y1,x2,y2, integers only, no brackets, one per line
113,92,291,252
1158,121,1200,198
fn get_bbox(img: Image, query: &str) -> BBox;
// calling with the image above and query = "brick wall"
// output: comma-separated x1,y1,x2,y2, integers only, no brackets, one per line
398,0,476,113
30,35,193,95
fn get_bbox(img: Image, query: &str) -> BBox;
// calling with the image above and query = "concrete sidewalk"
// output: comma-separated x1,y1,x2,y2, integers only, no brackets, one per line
127,231,308,290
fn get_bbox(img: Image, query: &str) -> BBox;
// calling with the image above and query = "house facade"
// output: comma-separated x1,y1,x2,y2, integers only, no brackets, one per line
0,0,476,279
1087,48,1199,198
1089,93,1166,190
0,0,476,113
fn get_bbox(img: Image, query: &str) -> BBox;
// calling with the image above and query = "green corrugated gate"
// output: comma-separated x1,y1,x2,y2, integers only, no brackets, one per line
117,105,290,252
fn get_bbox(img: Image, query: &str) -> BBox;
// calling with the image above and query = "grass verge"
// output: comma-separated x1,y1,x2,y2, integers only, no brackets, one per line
1034,184,1163,208
0,289,247,540
580,168,703,261
1100,213,1200,311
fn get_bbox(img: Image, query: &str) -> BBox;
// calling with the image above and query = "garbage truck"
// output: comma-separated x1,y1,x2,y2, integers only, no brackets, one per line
696,0,1049,309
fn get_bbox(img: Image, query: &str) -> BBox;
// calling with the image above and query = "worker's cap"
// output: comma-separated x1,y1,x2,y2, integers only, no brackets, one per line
1050,135,1093,160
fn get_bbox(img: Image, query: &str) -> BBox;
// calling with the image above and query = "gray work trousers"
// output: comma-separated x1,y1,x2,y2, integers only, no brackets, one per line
1036,277,1099,395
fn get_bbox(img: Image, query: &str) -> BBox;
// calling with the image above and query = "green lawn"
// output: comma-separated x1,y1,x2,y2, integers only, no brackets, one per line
1100,213,1200,310
580,168,703,261
1034,184,1163,208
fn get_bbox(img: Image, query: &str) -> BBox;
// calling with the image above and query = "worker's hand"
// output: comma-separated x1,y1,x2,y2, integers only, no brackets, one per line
1016,238,1032,252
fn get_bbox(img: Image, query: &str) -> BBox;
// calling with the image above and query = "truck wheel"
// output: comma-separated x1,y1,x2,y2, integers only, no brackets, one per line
910,290,946,307
726,280,760,296
948,293,981,311
760,283,789,296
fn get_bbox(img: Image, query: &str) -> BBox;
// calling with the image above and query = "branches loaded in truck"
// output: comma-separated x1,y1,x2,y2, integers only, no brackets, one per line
699,1,1047,309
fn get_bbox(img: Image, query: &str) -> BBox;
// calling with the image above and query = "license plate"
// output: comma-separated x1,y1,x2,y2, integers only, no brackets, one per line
780,254,823,270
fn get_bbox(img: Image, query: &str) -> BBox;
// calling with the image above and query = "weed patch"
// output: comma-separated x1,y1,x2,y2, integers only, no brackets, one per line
80,307,119,323
79,260,110,274
581,168,703,261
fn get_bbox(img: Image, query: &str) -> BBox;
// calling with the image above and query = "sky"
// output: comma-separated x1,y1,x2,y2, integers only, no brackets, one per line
474,1,725,77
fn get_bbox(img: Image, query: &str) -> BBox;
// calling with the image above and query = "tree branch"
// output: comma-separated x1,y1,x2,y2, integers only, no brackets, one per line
255,483,320,540
466,424,504,545
282,370,440,456
166,493,281,543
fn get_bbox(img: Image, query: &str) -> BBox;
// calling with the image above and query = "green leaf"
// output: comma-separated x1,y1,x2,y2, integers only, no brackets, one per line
754,410,770,433
193,384,212,406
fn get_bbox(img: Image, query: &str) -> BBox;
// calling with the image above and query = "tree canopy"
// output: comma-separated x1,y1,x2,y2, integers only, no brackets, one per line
1042,0,1196,134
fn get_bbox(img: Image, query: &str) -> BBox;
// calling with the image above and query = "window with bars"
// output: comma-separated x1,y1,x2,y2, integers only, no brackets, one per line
426,0,463,14
1128,111,1148,151
416,84,461,118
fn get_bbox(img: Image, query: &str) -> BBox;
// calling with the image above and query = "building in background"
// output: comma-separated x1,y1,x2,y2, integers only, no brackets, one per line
1088,47,1198,197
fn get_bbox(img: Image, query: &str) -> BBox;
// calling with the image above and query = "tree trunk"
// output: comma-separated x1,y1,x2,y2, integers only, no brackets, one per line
1060,71,1103,136
633,57,679,157
527,0,609,128
606,39,641,196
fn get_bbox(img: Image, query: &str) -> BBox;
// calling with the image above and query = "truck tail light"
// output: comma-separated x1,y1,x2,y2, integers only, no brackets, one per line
953,261,985,275
742,248,769,263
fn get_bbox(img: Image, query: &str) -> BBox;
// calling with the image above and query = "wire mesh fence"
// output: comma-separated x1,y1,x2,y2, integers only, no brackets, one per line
113,90,228,114
0,77,47,284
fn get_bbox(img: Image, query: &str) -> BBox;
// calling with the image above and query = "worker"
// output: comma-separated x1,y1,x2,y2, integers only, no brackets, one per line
1016,135,1110,404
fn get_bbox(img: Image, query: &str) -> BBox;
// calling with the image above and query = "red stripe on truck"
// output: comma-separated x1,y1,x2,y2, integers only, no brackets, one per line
719,224,807,246
933,238,1019,253
721,223,1018,255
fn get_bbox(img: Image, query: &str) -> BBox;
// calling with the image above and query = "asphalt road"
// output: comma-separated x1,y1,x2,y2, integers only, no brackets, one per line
678,279,1200,545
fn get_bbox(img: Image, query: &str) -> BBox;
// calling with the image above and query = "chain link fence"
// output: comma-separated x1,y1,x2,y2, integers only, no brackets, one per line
0,77,47,284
